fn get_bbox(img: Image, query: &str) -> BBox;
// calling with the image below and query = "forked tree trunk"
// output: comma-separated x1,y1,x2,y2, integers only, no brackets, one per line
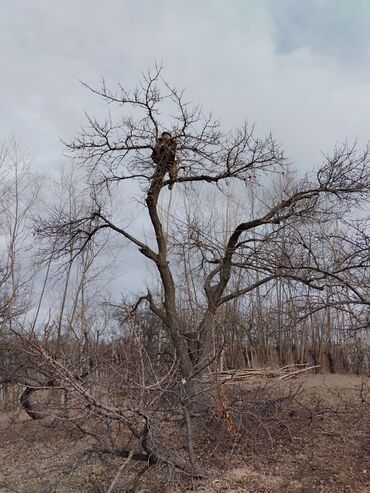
146,165,196,396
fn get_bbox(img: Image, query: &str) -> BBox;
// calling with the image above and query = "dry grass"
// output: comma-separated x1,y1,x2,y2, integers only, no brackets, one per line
0,374,369,493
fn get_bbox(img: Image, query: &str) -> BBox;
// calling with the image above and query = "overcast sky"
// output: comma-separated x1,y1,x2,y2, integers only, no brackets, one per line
2,0,370,172
3,0,370,298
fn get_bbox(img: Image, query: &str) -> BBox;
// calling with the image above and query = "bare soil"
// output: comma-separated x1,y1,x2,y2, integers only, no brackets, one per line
1,374,370,493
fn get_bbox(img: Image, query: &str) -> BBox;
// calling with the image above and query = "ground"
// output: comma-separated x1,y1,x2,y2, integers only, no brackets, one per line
0,374,369,492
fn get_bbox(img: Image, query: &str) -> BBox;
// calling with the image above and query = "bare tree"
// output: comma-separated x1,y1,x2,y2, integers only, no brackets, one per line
36,67,370,392
26,68,370,484
0,139,41,411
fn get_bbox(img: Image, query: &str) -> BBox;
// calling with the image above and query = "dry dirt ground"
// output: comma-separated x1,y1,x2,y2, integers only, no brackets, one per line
0,374,370,493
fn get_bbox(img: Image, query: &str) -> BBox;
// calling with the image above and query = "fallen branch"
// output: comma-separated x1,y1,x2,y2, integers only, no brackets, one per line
279,365,320,380
203,364,320,383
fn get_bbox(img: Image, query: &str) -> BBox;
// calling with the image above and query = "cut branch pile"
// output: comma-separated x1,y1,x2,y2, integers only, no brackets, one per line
204,364,320,383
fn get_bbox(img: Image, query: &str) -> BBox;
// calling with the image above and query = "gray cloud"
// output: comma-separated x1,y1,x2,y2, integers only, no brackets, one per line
269,0,370,68
2,1,370,170
2,0,370,292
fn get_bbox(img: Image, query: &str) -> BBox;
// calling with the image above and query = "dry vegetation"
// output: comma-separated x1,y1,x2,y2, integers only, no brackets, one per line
1,374,370,492
1,68,370,491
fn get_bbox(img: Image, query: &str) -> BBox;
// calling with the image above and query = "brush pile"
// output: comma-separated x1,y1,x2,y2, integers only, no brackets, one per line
204,363,320,382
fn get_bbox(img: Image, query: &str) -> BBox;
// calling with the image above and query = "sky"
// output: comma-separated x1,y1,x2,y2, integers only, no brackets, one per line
2,0,370,171
2,0,370,296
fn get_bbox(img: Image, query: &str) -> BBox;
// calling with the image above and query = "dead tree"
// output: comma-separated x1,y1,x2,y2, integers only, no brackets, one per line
37,67,370,403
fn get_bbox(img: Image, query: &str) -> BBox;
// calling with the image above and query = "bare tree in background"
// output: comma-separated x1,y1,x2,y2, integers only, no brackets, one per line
0,139,41,409
0,140,38,326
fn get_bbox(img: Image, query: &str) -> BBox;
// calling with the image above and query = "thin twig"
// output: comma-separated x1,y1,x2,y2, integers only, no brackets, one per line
106,450,133,493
